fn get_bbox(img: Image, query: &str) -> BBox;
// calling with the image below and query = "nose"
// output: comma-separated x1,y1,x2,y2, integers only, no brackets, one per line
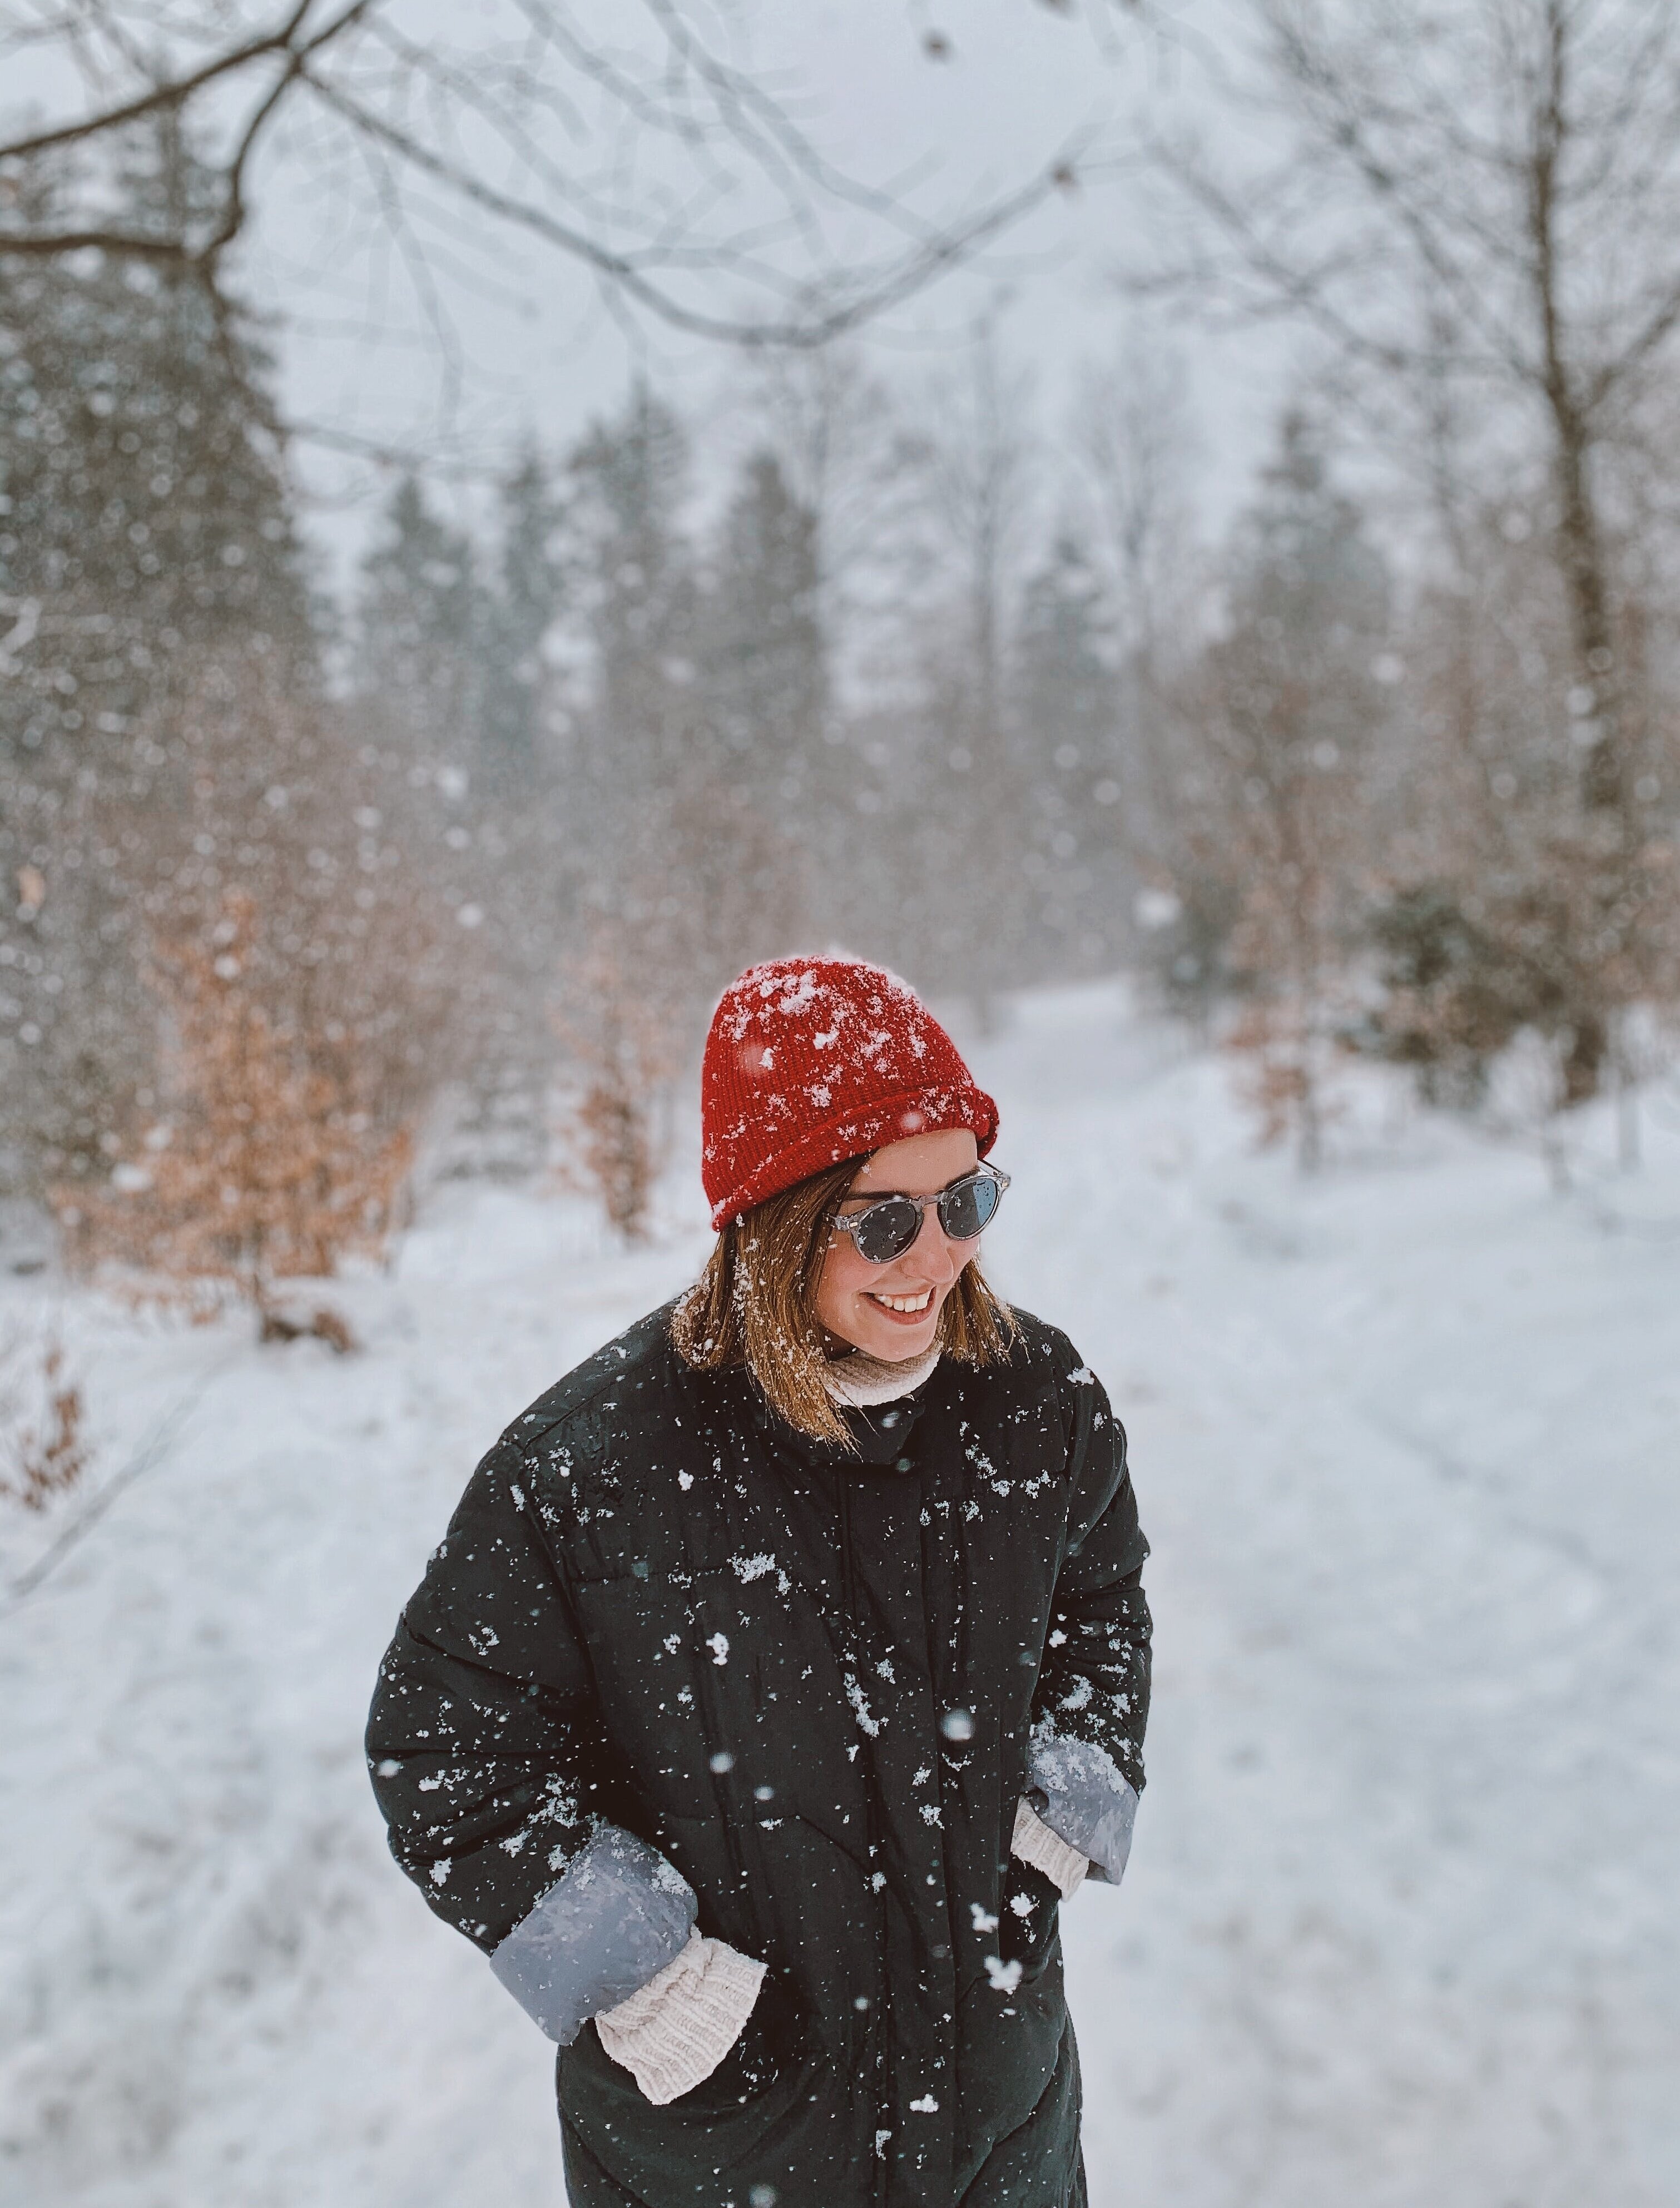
904,1199,962,1281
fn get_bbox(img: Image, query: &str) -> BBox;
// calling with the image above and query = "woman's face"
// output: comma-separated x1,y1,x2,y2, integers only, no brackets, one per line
813,1126,982,1361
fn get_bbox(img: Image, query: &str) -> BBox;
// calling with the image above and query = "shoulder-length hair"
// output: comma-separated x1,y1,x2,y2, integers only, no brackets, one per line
671,1154,1017,1449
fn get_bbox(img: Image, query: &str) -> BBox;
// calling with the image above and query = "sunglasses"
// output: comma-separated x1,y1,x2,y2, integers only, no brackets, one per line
830,1165,1011,1266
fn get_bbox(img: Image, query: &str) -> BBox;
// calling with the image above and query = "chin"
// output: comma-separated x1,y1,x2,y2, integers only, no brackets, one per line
872,1338,936,1362
856,1312,941,1359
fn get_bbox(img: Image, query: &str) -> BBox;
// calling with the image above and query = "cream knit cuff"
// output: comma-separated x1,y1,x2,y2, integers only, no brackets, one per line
594,1928,766,2105
1011,1795,1089,1899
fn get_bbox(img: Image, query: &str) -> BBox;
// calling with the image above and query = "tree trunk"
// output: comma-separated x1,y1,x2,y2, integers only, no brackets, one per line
1550,419,1624,817
1529,0,1626,823
1559,1010,1607,1107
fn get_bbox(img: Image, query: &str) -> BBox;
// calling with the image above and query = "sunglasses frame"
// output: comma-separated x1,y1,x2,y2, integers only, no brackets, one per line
829,1164,1012,1267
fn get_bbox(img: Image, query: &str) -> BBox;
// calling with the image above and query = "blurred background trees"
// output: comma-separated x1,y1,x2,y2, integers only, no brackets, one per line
1132,0,1680,1140
4,0,1680,1276
1184,414,1395,1167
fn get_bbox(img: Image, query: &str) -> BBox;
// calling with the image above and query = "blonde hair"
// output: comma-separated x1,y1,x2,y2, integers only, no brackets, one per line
671,1154,1017,1448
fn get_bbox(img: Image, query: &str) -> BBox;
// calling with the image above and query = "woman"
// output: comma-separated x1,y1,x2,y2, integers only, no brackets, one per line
368,956,1151,2208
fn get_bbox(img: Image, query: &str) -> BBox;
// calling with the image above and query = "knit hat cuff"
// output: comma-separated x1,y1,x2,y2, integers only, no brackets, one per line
708,1081,998,1229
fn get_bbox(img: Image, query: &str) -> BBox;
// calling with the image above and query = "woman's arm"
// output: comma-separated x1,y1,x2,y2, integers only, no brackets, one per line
1023,1361,1153,1885
366,1427,699,2041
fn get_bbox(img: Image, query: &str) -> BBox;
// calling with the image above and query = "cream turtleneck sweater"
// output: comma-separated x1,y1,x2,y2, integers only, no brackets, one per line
821,1341,941,1408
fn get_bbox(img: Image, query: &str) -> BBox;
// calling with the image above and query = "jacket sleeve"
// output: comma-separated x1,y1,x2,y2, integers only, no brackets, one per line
365,1423,696,2035
1027,1359,1152,1883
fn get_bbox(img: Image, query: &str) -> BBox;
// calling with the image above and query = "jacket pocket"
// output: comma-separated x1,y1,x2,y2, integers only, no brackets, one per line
672,1967,809,2107
994,1858,1062,1987
559,1974,862,2197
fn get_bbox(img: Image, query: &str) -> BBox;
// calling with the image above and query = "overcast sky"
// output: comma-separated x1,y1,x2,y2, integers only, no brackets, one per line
8,0,1299,581
265,0,1296,572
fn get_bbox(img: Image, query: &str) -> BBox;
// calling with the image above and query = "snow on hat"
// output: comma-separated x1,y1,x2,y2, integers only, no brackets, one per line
701,956,999,1230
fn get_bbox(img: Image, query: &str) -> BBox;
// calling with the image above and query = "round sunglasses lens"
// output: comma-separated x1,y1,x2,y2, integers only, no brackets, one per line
939,1175,1000,1240
854,1199,921,1264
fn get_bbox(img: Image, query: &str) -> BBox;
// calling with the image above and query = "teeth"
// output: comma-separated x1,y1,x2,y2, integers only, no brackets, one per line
872,1289,932,1313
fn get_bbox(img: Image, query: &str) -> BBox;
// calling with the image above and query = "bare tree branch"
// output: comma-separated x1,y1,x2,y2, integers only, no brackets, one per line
1128,0,1680,821
1,2,318,161
201,0,381,266
1,0,1120,363
297,62,1085,349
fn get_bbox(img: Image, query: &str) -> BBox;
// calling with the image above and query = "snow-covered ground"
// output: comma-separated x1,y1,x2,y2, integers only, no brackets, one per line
3,986,1676,2207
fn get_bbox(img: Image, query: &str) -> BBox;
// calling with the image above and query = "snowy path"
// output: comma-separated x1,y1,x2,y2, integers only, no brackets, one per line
2,988,1676,2205
975,994,1680,2208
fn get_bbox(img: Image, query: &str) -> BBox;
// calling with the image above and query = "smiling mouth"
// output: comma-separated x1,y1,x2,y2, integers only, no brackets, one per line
867,1286,934,1317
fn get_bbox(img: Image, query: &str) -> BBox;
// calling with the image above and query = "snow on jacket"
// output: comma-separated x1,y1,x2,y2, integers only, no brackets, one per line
366,1301,1151,2208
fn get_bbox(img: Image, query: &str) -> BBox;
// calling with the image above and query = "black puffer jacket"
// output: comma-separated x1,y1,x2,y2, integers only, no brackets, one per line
368,1303,1150,2207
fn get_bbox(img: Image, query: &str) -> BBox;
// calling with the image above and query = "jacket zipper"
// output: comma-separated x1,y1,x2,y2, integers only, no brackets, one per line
697,1654,755,1932
692,1419,761,1950
839,1477,892,2208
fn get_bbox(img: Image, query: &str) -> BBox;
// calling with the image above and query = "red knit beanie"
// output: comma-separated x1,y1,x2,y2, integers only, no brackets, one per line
701,956,999,1230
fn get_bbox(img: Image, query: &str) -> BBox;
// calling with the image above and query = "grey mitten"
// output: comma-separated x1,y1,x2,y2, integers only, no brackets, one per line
1027,1736,1139,1886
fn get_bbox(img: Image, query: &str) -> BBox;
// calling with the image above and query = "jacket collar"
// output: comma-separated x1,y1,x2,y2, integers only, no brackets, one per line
735,1358,941,1473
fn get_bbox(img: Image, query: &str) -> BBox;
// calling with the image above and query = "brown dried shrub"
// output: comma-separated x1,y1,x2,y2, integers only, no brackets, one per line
56,891,412,1332
0,1338,91,1512
551,927,681,1241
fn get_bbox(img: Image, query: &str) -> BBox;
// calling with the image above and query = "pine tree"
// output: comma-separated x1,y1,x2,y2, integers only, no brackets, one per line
701,449,835,874
567,393,693,922
1012,532,1124,969
552,390,802,1128
0,121,318,1194
354,467,585,1172
480,444,566,792
569,384,693,805
899,333,1039,1020
356,477,485,758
